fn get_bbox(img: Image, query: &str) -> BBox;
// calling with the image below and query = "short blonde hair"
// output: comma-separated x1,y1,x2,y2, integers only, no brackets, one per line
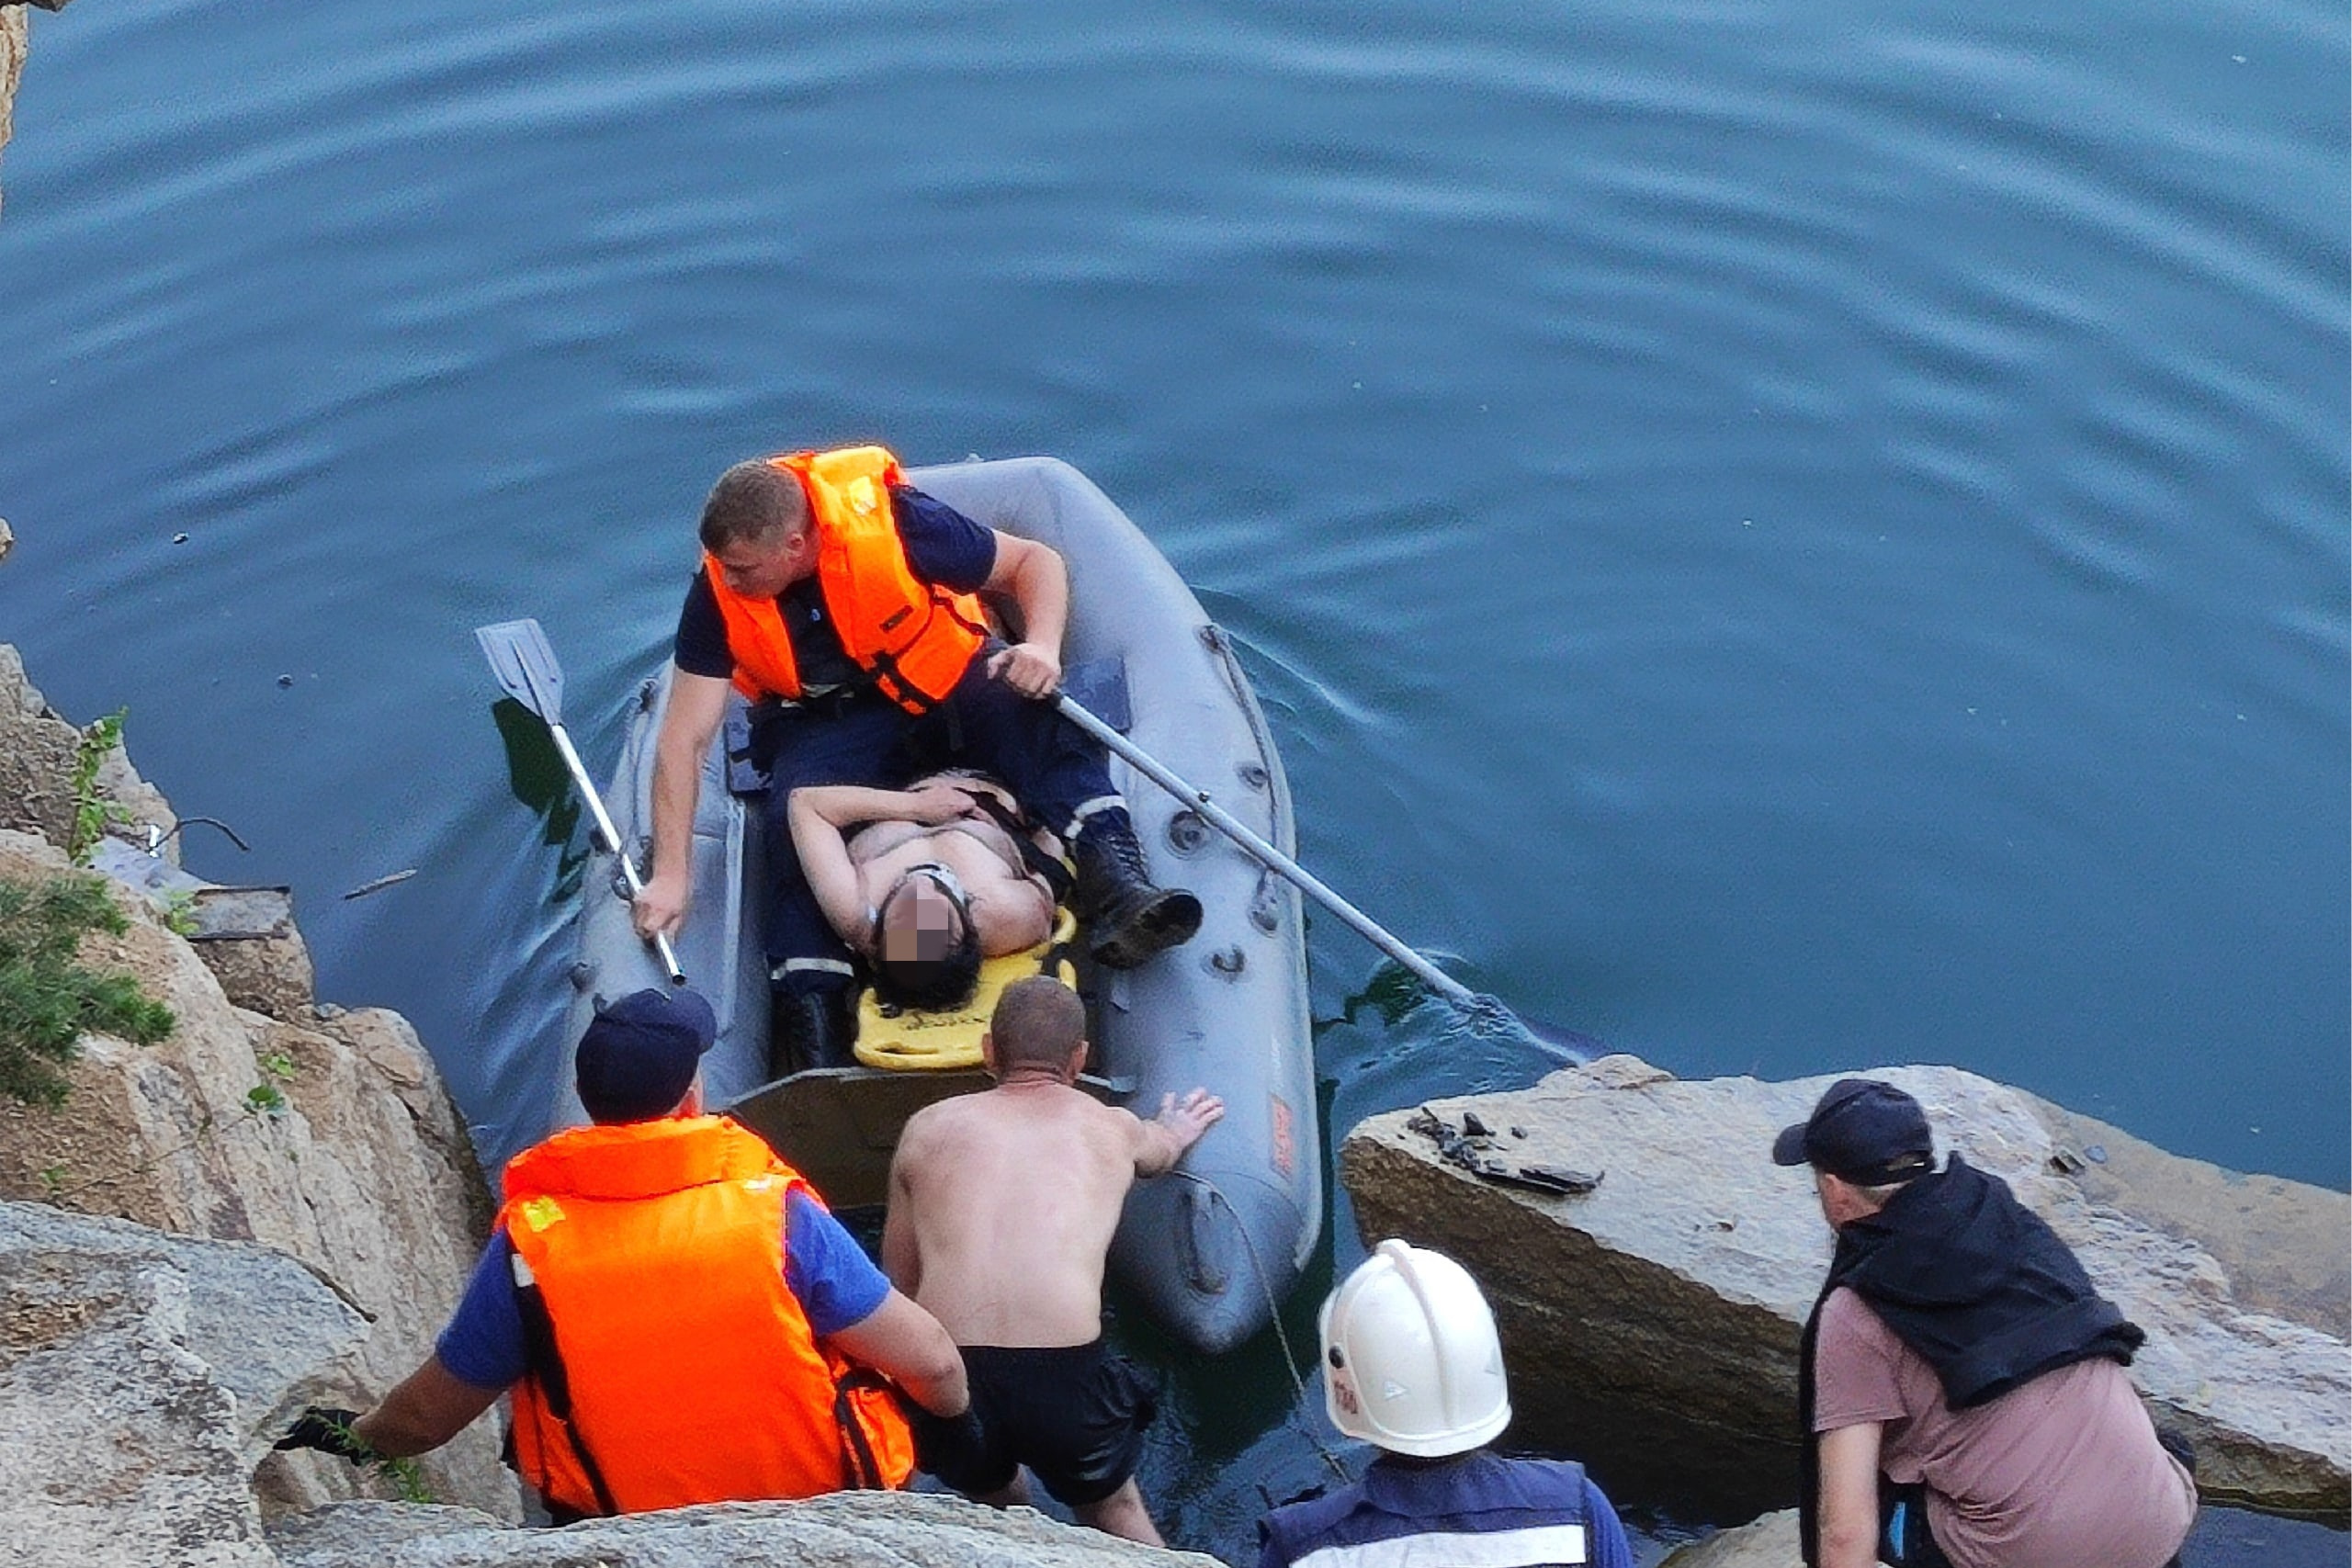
698,459,810,550
989,976,1086,1068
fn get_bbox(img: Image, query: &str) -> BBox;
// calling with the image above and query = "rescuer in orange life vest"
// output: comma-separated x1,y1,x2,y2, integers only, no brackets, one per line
630,446,1203,1076
274,987,971,1517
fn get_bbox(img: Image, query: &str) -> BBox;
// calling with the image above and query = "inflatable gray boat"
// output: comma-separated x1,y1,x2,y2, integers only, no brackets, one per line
555,456,1319,1355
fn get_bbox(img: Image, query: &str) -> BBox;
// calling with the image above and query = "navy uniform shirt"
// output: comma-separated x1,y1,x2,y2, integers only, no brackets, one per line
673,484,997,693
1259,1450,1634,1568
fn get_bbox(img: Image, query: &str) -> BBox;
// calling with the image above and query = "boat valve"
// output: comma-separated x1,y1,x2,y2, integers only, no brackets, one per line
1165,810,1212,855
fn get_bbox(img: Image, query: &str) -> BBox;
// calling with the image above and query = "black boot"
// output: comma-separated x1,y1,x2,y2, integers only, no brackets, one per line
1071,817,1203,969
768,981,855,1078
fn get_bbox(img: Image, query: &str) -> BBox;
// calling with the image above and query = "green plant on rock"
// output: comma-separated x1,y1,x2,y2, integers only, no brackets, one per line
67,709,136,866
157,886,201,938
0,870,176,1106
380,1455,434,1505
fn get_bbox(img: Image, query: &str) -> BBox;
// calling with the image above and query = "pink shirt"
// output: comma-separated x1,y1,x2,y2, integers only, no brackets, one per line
1812,1286,2197,1568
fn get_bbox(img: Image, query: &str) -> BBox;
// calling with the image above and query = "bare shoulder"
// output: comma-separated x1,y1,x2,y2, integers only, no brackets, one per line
1099,1094,1159,1146
894,1098,964,1164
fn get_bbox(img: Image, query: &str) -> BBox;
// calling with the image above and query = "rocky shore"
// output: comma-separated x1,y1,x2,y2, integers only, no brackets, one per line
0,636,1204,1567
1341,1055,2351,1537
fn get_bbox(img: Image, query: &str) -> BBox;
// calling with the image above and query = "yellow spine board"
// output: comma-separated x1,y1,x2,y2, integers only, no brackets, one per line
854,908,1079,1071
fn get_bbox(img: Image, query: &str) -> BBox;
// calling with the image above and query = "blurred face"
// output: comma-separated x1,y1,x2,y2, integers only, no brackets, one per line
878,876,966,963
713,526,815,599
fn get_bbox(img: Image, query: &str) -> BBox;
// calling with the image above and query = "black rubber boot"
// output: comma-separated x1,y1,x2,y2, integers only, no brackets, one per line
1071,818,1203,969
768,982,855,1079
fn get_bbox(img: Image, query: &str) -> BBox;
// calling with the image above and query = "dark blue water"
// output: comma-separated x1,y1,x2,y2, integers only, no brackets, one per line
0,0,2343,1558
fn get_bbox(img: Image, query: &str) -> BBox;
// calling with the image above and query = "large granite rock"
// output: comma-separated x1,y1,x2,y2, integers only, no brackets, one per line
0,827,514,1521
1342,1056,2349,1518
0,644,515,1520
1,1200,1200,1568
269,1493,1220,1568
1659,1510,1801,1568
0,1200,368,1568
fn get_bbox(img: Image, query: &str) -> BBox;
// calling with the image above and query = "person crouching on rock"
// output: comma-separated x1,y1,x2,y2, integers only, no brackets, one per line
1258,1239,1635,1568
275,986,969,1518
1776,1077,2198,1568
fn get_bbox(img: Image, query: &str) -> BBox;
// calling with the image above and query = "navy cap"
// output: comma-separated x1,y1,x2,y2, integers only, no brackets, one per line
1771,1077,1935,1185
574,987,717,1124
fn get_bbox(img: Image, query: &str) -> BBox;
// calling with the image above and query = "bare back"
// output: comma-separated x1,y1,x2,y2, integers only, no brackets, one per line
885,1082,1145,1348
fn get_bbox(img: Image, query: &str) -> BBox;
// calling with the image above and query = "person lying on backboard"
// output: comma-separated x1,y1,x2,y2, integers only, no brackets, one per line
788,773,1073,1026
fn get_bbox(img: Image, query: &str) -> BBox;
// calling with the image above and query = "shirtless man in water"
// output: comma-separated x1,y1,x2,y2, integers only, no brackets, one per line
788,774,1061,1013
881,976,1223,1544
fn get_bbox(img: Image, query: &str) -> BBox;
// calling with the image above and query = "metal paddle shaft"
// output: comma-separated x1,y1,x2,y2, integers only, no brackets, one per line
1053,692,1480,1010
476,618,685,986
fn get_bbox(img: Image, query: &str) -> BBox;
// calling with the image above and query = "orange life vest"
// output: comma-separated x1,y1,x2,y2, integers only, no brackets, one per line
705,445,989,714
498,1114,914,1516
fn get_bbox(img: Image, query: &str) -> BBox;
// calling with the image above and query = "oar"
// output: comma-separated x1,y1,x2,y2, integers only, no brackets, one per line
1055,691,1556,1036
477,618,685,986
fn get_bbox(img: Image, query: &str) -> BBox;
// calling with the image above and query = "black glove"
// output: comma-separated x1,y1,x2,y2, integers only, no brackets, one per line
273,1405,379,1462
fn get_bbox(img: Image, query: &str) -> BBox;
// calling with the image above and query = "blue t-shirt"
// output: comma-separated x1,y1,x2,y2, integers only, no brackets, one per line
435,1187,892,1391
673,484,998,682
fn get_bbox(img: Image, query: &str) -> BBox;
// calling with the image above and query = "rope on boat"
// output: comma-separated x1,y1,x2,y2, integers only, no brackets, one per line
1166,1169,1352,1483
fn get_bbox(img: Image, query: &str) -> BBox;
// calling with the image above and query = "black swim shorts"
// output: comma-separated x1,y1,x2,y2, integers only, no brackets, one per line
913,1338,1158,1506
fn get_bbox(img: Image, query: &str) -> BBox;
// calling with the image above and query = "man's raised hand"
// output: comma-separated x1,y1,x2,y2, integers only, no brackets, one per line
1154,1088,1225,1155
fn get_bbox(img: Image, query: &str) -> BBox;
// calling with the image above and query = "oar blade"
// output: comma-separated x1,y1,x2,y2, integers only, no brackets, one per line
475,618,565,724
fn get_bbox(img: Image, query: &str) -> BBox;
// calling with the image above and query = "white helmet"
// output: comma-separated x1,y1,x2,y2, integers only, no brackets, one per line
1319,1238,1510,1458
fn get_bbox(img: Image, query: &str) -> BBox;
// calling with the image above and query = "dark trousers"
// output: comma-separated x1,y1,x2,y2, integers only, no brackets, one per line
1879,1480,2185,1568
756,661,1118,991
1878,1481,1954,1568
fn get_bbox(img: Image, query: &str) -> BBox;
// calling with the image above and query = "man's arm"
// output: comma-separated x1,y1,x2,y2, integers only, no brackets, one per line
789,785,884,945
349,1356,503,1460
878,1118,926,1295
789,784,980,944
824,1288,969,1417
1133,1088,1224,1178
1815,1422,1885,1568
1581,1478,1639,1568
634,670,731,939
979,532,1069,698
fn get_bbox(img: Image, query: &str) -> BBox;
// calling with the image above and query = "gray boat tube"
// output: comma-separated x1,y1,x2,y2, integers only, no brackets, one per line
559,456,1319,1355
